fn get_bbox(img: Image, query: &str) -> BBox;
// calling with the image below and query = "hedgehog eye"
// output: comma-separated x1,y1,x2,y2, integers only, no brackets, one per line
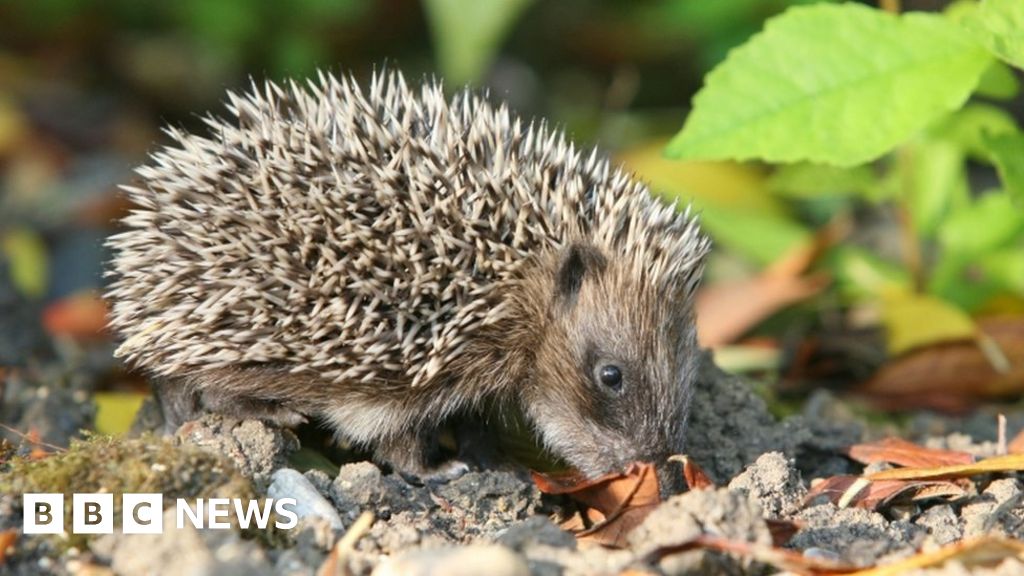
597,364,623,391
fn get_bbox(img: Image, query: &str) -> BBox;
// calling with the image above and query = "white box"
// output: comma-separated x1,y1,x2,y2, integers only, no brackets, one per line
72,493,114,534
23,494,64,535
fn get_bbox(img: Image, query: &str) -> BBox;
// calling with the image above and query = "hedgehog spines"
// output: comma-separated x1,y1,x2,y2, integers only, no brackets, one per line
107,69,710,392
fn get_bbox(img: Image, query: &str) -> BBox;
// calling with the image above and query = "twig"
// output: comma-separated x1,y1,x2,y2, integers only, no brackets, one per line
998,414,1008,456
0,422,66,453
318,511,374,576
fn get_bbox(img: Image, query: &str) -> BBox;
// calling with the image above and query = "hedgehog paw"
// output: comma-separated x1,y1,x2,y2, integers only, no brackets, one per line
398,459,471,485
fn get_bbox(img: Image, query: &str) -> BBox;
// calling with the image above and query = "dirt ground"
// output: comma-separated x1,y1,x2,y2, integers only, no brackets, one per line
3,353,1024,575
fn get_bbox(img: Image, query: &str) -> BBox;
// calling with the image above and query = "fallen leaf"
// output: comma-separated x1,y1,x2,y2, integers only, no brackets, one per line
533,462,661,547
847,437,975,468
1008,427,1024,454
766,518,802,547
0,530,16,565
669,455,715,490
863,453,1024,482
696,218,844,346
805,475,967,510
42,291,109,341
847,537,1024,576
857,316,1024,411
866,453,1024,481
94,392,148,435
881,293,977,356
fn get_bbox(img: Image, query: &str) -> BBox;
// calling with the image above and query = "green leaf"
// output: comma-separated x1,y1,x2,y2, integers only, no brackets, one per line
940,192,1024,255
904,139,970,238
827,246,911,302
666,4,992,167
768,163,878,200
699,205,810,266
929,103,1019,160
983,132,1024,205
965,0,1024,70
974,60,1021,99
979,248,1024,295
423,0,534,85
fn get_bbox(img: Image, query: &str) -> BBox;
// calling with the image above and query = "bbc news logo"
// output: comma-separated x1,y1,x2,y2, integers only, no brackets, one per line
23,494,299,534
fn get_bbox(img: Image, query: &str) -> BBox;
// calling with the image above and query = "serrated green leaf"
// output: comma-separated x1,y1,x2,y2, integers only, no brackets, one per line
423,0,534,85
940,192,1024,255
983,132,1024,205
666,4,992,167
965,0,1024,70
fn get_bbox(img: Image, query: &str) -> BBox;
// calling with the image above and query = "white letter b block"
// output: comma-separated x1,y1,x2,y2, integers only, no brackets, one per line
73,493,114,534
23,494,64,534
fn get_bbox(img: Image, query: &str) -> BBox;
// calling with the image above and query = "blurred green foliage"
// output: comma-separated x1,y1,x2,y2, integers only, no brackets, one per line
664,0,1024,356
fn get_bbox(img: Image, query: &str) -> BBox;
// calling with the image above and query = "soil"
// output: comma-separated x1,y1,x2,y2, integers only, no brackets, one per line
2,352,1023,575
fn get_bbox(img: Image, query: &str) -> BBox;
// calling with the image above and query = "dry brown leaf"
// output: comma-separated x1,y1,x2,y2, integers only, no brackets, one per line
696,219,844,347
867,453,1024,482
766,518,803,547
671,455,715,490
1008,427,1024,454
42,291,109,341
847,537,1024,576
804,475,966,510
847,437,975,468
696,272,829,347
533,462,661,547
645,534,857,575
0,530,16,565
857,317,1024,411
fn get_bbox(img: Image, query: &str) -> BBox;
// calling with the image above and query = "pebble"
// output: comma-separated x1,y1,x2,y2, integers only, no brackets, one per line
268,468,344,531
372,544,530,576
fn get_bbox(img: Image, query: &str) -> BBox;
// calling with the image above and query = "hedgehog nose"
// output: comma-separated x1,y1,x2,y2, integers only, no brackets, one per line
656,458,687,498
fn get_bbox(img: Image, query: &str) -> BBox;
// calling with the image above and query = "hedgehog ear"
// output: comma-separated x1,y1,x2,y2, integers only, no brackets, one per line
555,244,606,305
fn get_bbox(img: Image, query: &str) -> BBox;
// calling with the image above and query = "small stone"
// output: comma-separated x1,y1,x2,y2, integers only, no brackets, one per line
269,468,344,531
727,452,806,518
372,544,529,576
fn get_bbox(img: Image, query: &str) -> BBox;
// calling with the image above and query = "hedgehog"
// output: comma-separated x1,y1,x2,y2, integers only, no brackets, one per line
106,70,710,486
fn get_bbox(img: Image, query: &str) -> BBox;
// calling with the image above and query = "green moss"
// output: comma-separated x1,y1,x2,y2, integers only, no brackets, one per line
0,433,256,548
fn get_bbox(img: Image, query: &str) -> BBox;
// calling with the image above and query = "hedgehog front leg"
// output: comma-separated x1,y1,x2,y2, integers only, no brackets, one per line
371,428,467,483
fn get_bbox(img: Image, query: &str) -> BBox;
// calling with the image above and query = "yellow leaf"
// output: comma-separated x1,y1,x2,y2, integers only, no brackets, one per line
1,228,48,298
94,392,147,435
849,537,1024,576
882,293,977,356
0,95,28,156
867,453,1024,481
618,141,778,215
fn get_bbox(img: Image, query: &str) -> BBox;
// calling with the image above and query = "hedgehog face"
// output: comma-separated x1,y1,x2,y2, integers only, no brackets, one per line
525,244,700,482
